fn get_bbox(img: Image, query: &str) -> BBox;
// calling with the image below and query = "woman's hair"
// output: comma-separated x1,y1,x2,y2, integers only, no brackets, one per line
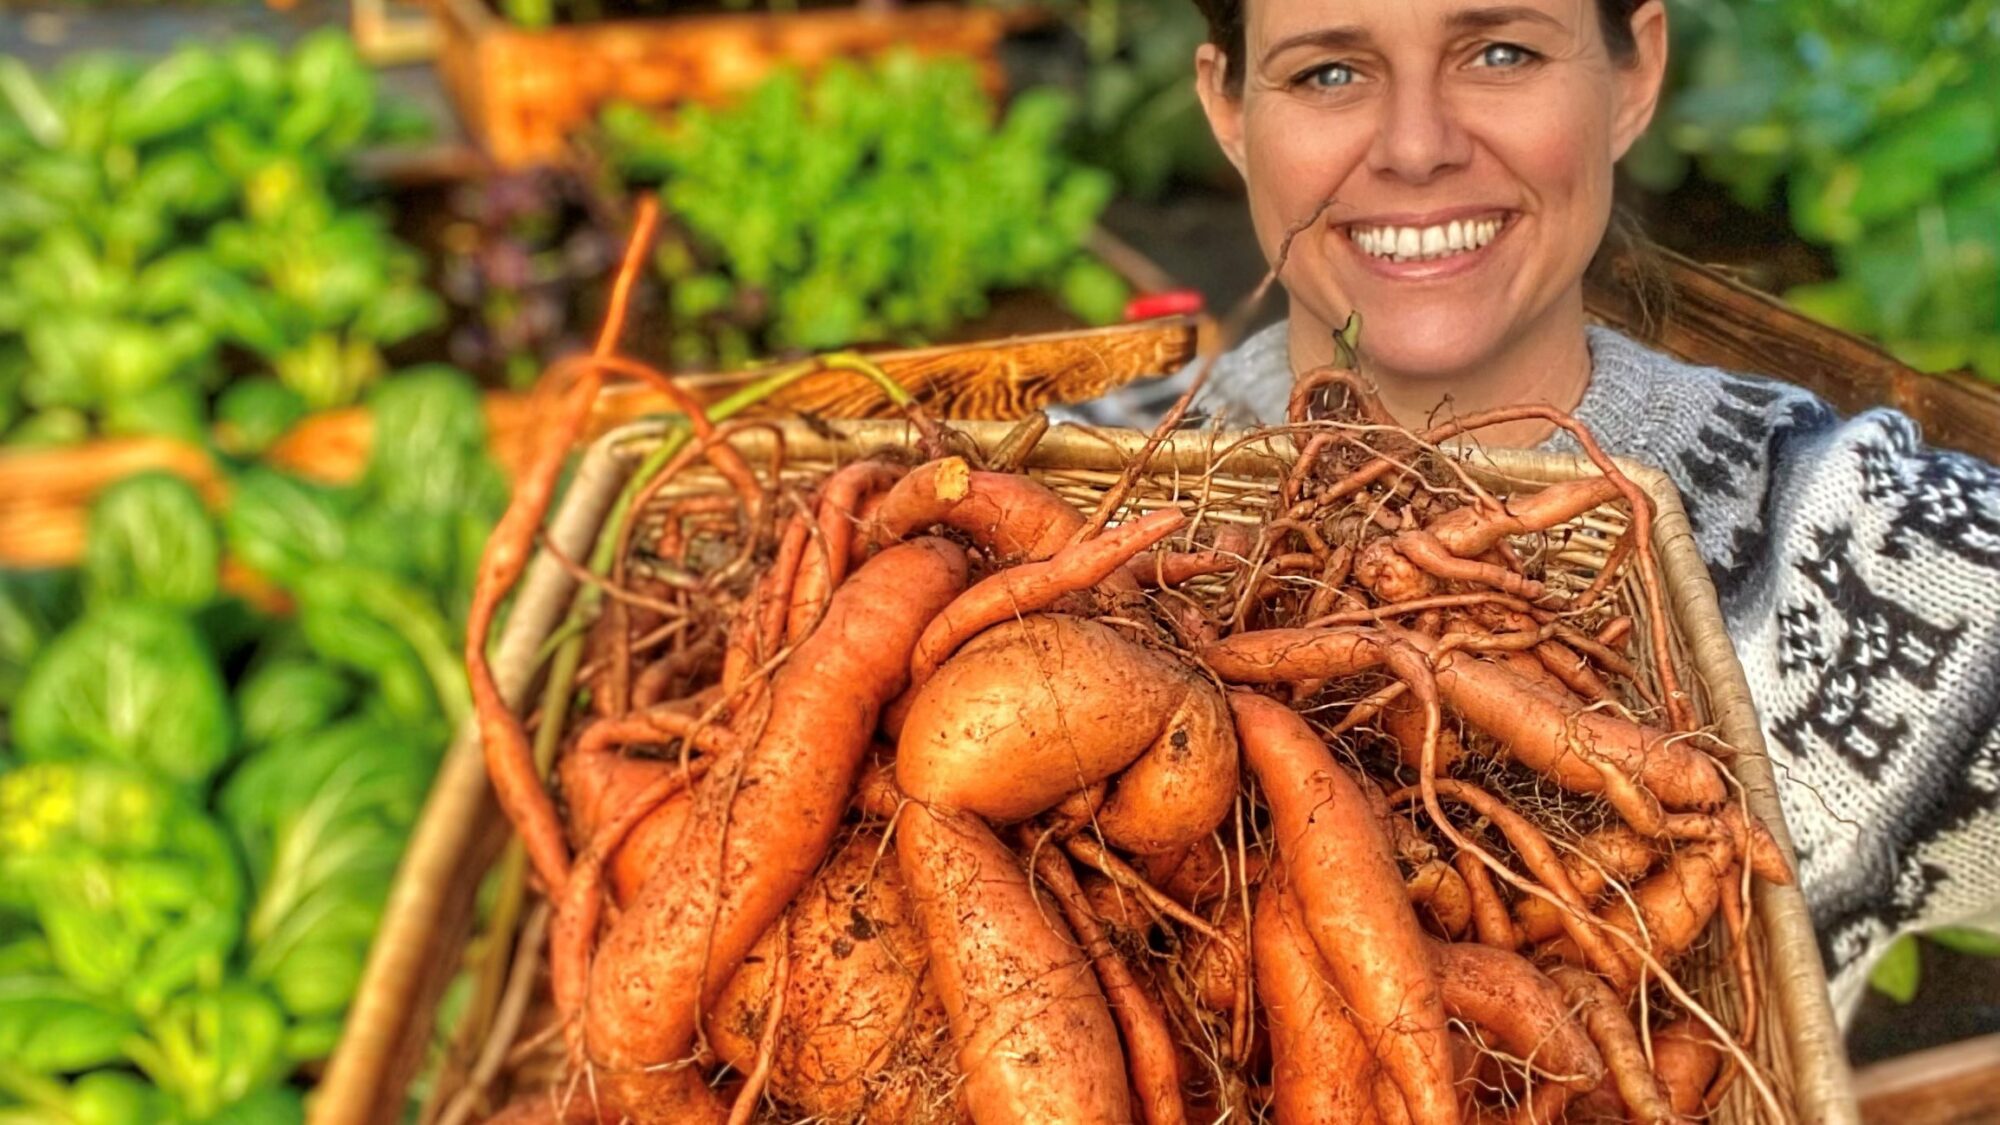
1194,0,1648,95
1192,0,1671,340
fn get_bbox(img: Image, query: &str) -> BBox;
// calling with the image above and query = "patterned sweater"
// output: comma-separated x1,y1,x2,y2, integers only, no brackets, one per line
1055,321,2000,1018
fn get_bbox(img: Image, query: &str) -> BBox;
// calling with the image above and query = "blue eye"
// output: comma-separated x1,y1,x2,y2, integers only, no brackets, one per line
1305,62,1356,88
1477,43,1533,67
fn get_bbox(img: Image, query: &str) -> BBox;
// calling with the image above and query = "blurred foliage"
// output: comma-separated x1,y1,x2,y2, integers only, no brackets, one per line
436,170,615,389
600,51,1127,369
1869,926,2000,1003
0,32,440,448
1634,0,2000,380
0,371,503,1120
1057,0,1227,200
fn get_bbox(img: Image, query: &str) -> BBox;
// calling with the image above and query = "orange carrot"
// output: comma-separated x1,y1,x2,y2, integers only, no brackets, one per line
899,804,1132,1122
899,614,1236,857
1231,692,1459,1125
1455,851,1518,950
1254,877,1386,1125
1547,965,1679,1125
1407,859,1472,940
1027,833,1188,1125
1653,1016,1723,1117
1391,778,1634,990
865,457,1117,571
1424,477,1622,559
703,831,945,1120
1543,840,1732,983
1432,940,1605,1120
787,459,905,643
1514,826,1658,944
908,507,1186,694
583,537,966,1121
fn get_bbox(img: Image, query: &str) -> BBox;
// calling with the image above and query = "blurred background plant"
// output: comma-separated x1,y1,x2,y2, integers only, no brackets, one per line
1052,0,1226,201
597,50,1127,370
1630,0,2000,381
0,368,503,1122
0,31,441,449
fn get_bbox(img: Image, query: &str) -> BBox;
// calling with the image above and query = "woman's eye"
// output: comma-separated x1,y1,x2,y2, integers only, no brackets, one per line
1475,43,1535,68
1301,62,1356,89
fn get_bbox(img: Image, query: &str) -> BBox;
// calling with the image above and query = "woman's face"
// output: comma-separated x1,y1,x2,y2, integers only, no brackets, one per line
1196,0,1666,382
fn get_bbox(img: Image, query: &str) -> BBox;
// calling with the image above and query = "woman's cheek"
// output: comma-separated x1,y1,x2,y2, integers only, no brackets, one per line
1239,99,1371,255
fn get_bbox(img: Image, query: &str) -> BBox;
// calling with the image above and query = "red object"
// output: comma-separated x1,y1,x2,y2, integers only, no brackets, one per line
1123,289,1206,322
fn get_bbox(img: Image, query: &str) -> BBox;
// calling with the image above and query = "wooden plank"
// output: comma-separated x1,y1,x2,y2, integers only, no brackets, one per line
1855,1033,2000,1125
1586,249,2000,463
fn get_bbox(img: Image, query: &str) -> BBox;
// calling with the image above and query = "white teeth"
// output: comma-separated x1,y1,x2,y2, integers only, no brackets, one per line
1350,216,1506,262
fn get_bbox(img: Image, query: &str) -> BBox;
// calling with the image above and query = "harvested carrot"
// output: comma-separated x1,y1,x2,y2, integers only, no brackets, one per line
899,804,1133,1123
1455,851,1517,950
1254,876,1385,1125
865,457,1100,565
1515,827,1659,944
556,746,695,906
1546,840,1734,980
704,831,945,1120
1185,896,1251,1012
583,537,966,1120
1548,965,1679,1125
1432,940,1605,1120
899,614,1236,856
1653,1016,1723,1117
1424,477,1622,559
788,459,904,643
1231,692,1459,1125
908,507,1186,693
1027,831,1188,1125
1407,859,1472,940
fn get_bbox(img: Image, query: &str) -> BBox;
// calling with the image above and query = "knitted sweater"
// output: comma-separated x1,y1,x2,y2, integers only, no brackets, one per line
1055,321,2000,1018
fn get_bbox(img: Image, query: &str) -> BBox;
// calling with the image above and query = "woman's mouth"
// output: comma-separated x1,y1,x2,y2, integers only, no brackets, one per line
1342,212,1514,269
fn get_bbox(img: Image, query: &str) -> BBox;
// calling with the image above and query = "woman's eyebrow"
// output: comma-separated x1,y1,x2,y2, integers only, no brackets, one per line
1260,25,1372,66
1260,6,1565,67
1442,4,1567,34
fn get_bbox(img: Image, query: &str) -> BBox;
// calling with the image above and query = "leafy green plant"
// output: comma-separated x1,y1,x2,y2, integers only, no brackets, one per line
1638,0,2000,380
0,368,503,1119
11,606,234,789
1062,0,1228,200
0,33,440,446
1868,925,2000,1003
599,52,1128,368
82,474,219,610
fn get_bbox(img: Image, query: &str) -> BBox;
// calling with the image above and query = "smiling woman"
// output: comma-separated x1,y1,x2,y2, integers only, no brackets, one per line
1193,0,1666,440
1065,0,2000,1024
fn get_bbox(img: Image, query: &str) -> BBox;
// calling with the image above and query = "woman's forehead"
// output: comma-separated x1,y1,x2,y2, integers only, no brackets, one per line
1248,0,1598,46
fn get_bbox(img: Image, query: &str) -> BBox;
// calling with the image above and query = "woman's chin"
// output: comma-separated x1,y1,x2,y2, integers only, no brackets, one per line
1348,309,1512,383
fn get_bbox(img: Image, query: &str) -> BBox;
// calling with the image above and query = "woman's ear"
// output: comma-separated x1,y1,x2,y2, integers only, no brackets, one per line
1610,0,1669,161
1195,43,1249,176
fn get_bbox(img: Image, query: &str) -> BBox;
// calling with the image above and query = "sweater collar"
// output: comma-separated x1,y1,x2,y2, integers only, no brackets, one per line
1202,320,1673,457
1556,326,1674,463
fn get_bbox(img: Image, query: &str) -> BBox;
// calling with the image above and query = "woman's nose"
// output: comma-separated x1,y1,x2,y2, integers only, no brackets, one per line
1367,78,1473,185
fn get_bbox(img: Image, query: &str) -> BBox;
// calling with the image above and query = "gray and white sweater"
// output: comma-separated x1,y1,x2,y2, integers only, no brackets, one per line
1057,321,2000,1018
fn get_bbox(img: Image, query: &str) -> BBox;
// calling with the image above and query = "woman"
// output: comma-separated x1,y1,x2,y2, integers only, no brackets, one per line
1067,0,2000,1017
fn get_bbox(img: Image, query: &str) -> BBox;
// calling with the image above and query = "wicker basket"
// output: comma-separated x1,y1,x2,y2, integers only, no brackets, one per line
311,416,1859,1125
